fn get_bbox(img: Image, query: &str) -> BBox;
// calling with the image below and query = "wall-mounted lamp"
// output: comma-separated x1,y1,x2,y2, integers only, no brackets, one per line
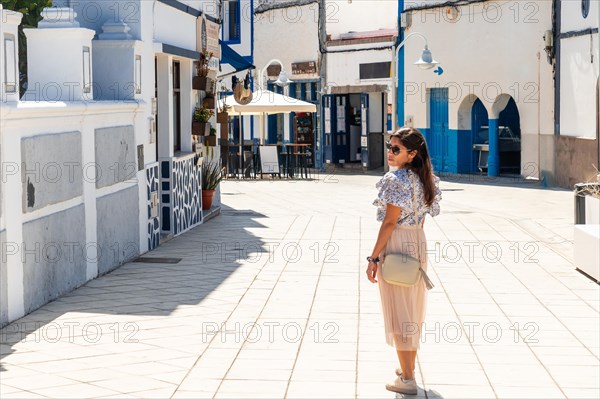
259,58,293,89
274,70,292,87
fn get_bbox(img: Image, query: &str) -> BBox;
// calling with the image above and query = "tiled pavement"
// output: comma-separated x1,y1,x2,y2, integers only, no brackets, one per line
1,173,598,399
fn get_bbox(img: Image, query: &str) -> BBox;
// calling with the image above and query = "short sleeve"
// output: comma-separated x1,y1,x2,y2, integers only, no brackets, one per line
376,171,411,210
428,175,442,217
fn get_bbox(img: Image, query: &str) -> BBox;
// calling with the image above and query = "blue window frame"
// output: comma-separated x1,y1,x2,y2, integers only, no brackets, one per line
223,0,241,43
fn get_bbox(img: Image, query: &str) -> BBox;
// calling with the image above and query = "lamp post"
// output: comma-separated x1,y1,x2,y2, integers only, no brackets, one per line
258,58,293,90
391,32,439,132
257,59,293,145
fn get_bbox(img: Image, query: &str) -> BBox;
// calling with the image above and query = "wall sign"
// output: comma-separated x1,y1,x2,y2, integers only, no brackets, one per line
206,19,220,57
292,61,317,75
197,16,221,58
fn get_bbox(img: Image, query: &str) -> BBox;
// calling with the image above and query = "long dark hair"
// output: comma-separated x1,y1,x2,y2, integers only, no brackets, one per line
391,127,436,207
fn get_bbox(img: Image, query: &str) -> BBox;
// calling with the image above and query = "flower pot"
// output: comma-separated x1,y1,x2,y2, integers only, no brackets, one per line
202,97,215,109
204,135,217,146
201,189,215,210
192,121,209,136
217,112,229,123
193,76,213,91
220,123,228,140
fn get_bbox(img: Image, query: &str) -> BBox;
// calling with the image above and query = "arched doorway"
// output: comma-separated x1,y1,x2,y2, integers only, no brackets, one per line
471,98,489,173
457,95,489,174
497,97,521,174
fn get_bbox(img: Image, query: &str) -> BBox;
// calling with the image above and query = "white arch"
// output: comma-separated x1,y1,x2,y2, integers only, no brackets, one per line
457,94,480,130
490,93,513,119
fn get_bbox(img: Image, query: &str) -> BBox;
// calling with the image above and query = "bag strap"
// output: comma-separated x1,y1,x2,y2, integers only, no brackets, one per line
411,173,434,290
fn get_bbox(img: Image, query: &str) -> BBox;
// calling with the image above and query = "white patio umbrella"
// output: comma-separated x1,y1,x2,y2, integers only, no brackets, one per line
218,89,317,176
218,89,317,144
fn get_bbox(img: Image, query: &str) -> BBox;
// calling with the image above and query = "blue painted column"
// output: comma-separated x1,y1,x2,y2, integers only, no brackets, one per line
488,119,500,177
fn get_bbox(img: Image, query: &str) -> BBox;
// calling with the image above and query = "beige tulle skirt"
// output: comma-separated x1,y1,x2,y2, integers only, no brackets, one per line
377,225,429,350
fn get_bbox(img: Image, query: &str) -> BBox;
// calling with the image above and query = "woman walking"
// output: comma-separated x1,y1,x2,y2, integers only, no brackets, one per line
366,127,441,395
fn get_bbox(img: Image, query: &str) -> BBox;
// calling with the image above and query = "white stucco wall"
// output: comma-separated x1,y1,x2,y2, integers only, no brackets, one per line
403,0,554,173
561,0,598,32
325,0,397,36
0,101,146,324
154,2,198,51
326,47,393,88
254,3,320,84
559,0,599,139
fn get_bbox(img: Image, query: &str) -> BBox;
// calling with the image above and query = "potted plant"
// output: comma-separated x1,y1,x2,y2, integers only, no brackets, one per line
193,51,214,91
204,126,217,146
201,160,223,210
202,95,215,109
192,107,214,136
217,103,230,123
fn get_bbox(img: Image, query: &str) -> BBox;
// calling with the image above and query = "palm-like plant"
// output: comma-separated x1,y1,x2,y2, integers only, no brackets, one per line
201,161,223,191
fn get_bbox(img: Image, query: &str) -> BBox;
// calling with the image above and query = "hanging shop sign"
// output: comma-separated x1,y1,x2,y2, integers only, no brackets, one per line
292,61,317,75
197,15,220,58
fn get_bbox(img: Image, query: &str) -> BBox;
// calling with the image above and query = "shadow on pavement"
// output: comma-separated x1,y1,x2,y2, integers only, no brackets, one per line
0,204,271,371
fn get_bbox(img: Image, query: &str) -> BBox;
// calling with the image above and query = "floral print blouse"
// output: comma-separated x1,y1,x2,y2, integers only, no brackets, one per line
373,168,442,226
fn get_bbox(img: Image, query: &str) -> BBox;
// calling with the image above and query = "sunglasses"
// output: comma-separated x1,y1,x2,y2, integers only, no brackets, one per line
385,141,410,156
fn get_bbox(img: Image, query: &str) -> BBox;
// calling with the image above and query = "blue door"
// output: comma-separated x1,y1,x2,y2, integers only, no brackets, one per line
333,95,350,163
322,94,334,164
429,88,449,173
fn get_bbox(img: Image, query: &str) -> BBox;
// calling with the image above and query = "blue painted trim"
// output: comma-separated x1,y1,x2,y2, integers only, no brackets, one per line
222,0,242,44
397,0,404,129
162,44,200,60
250,115,254,140
488,119,499,177
158,0,200,17
443,129,473,174
559,27,598,39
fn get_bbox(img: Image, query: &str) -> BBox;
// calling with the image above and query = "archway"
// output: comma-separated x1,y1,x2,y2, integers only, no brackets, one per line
491,94,521,175
497,97,521,174
471,98,490,173
457,95,489,173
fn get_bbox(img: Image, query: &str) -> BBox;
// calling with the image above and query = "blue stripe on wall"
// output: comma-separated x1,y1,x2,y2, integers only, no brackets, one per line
420,128,475,174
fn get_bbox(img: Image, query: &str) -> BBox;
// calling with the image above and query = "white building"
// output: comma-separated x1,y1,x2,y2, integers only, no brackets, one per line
323,1,399,169
0,0,222,327
556,0,599,187
253,0,321,165
401,0,599,187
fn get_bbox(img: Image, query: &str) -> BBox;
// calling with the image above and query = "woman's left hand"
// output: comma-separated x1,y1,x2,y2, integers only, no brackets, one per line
366,262,378,283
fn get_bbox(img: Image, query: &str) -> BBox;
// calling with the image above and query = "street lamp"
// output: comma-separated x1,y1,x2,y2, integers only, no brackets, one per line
257,59,294,145
391,32,439,132
258,58,293,90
